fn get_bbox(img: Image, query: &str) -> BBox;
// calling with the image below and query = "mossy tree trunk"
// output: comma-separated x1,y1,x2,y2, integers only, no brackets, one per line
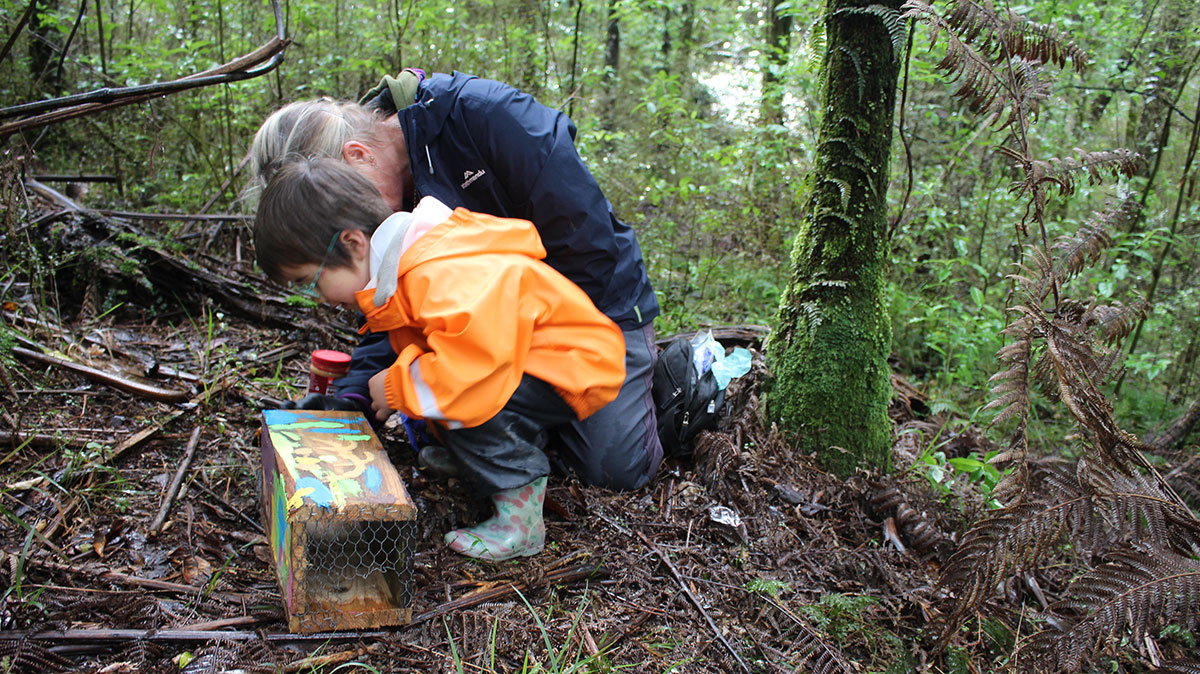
764,0,902,476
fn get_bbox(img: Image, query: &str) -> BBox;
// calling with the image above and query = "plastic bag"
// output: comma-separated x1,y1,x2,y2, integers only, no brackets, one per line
711,347,751,389
688,330,752,390
689,330,721,376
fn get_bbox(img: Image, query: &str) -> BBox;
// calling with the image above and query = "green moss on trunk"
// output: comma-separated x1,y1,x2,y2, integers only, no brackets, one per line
764,0,902,476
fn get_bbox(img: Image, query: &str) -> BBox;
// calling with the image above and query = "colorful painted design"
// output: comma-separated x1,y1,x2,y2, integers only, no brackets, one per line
260,409,416,632
270,471,294,610
262,410,388,510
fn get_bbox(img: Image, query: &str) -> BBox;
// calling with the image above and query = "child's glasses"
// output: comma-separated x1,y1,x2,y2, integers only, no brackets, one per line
296,233,340,297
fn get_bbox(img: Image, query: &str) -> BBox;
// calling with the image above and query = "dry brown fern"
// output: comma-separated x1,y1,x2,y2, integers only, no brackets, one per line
934,161,1196,674
1155,659,1200,674
903,0,1086,130
941,0,1087,71
0,639,77,672
909,2,1196,670
760,595,858,674
1015,548,1200,671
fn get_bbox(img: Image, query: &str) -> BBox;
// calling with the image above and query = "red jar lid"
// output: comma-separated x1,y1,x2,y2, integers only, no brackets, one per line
311,349,352,371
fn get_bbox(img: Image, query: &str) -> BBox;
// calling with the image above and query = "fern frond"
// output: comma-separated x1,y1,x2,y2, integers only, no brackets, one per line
1017,549,1200,672
999,59,1051,129
988,425,1029,505
904,0,1082,129
0,640,77,672
939,491,1093,626
834,4,908,62
1090,196,1142,237
762,596,858,674
1154,658,1200,674
1028,149,1146,195
1080,455,1200,554
1085,300,1149,346
986,309,1035,428
1052,222,1111,283
807,15,828,74
1043,326,1122,445
942,0,1087,72
819,178,853,211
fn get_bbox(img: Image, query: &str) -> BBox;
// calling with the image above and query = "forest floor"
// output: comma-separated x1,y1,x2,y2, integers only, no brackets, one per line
0,186,1000,673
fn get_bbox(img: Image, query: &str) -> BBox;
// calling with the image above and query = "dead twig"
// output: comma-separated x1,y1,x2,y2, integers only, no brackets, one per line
632,528,753,674
18,556,251,603
408,562,606,626
13,346,191,403
191,476,267,534
281,642,384,673
0,431,95,449
149,426,203,533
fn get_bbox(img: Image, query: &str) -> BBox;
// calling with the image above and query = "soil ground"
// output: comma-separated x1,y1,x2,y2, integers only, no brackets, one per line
0,196,981,674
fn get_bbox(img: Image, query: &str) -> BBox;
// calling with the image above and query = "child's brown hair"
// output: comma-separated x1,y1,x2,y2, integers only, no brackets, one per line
253,156,392,282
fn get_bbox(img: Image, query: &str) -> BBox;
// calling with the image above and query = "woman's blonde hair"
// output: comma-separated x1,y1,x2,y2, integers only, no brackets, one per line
244,98,385,203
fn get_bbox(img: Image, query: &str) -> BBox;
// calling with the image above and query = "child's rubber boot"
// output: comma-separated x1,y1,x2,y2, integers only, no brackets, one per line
417,445,460,478
444,477,547,561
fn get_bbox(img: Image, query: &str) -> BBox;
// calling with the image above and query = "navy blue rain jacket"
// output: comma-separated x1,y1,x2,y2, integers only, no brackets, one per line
335,71,659,405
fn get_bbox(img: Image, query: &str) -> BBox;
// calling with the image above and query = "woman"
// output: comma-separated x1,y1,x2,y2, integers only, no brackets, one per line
248,69,662,491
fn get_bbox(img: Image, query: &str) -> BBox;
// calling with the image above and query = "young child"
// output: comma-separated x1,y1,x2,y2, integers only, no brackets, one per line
254,157,626,561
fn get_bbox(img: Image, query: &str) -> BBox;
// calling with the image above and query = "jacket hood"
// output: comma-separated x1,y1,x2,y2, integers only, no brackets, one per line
359,205,549,313
401,207,547,272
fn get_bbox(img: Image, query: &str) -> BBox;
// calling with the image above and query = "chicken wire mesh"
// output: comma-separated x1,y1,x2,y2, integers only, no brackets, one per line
286,504,416,633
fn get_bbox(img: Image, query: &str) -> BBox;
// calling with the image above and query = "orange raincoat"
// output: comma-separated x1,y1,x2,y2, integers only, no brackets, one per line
355,205,626,429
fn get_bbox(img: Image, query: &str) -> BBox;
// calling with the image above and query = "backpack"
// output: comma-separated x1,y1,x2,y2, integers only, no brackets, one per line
652,336,725,457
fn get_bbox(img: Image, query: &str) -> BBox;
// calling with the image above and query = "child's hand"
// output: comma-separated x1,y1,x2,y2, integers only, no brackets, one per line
368,371,396,422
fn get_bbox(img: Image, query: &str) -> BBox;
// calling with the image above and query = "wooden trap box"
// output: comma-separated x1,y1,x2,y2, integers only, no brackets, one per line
260,409,417,633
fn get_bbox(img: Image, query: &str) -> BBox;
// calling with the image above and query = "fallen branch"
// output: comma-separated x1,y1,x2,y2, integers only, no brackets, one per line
19,556,252,603
282,642,384,673
97,210,251,223
408,562,606,626
13,346,191,403
0,627,374,643
0,431,95,449
0,1,286,137
30,174,118,184
632,528,753,674
1150,399,1200,451
149,426,203,533
20,180,355,343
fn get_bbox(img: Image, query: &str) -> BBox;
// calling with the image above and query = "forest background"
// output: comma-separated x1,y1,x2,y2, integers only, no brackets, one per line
3,0,1197,435
0,0,1199,670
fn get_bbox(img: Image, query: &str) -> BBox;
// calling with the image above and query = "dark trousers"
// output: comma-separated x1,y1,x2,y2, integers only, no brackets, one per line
442,374,575,493
554,323,662,490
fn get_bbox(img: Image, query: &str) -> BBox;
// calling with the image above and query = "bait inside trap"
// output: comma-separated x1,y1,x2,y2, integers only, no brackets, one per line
260,409,417,633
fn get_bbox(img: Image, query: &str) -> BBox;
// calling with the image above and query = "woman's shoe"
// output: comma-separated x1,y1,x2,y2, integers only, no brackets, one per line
445,477,546,561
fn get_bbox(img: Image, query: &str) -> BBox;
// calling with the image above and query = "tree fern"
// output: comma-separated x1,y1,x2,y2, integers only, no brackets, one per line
1017,549,1200,672
834,4,908,62
912,2,1199,669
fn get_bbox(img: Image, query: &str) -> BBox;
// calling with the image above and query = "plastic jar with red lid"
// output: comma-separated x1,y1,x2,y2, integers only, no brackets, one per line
307,349,352,395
